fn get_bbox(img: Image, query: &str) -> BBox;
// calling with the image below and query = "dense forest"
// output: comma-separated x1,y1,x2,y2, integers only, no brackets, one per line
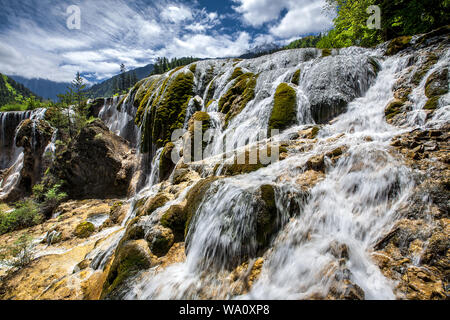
85,64,154,99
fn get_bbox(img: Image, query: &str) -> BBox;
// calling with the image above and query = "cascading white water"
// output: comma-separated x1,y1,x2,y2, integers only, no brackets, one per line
119,46,446,300
0,108,47,199
98,96,139,147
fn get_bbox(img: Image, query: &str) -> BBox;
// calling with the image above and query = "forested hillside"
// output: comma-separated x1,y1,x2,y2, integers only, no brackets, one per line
0,74,41,111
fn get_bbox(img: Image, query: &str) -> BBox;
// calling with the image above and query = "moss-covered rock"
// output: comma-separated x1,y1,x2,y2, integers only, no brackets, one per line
142,193,171,216
425,68,448,98
159,142,176,182
424,96,441,110
291,69,301,86
322,49,332,57
386,36,412,56
268,83,297,135
385,99,405,120
256,185,278,247
189,64,197,74
141,71,194,151
135,77,160,126
160,205,187,241
411,53,438,86
184,176,220,238
145,225,175,257
74,221,95,238
219,72,258,127
219,145,283,176
102,240,152,299
230,67,244,81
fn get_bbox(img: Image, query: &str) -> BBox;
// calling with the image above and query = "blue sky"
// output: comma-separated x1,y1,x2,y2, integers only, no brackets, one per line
0,0,334,83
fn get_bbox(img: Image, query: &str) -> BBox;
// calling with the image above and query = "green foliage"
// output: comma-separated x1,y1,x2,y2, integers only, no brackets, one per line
318,0,449,49
0,234,35,268
268,83,297,134
33,183,67,214
378,0,449,40
285,35,322,49
319,0,382,48
0,200,42,235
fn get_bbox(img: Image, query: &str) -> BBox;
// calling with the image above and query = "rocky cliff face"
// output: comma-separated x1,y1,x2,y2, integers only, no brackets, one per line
51,120,138,200
0,27,449,300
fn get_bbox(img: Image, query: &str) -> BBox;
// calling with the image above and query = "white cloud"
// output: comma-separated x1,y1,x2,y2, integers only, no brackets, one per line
232,0,288,27
158,32,251,59
269,1,334,38
161,5,193,23
233,0,333,38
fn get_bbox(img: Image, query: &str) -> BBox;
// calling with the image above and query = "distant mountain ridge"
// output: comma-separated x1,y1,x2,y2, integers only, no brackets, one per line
8,76,70,102
85,64,154,99
9,63,154,102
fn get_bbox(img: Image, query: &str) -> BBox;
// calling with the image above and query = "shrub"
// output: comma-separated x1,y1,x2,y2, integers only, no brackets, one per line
33,183,68,217
0,200,42,235
0,234,35,268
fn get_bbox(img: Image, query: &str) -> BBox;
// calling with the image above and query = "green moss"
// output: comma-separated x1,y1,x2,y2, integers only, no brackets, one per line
102,241,151,298
219,146,281,176
142,194,170,216
141,72,194,151
150,230,174,257
268,83,297,135
322,49,332,57
218,72,258,127
425,68,448,98
117,94,128,112
385,99,405,120
74,221,95,238
386,36,412,56
311,126,320,139
291,69,301,86
189,64,197,74
135,78,160,126
424,96,441,110
230,67,244,81
160,205,187,240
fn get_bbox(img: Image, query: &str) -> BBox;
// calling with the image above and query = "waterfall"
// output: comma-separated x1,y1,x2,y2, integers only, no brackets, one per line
98,95,139,147
0,108,47,199
117,48,441,300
